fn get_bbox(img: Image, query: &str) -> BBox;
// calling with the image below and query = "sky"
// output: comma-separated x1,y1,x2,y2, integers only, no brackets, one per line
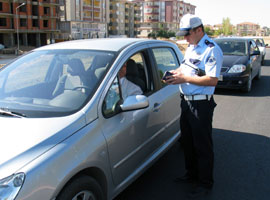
184,0,270,27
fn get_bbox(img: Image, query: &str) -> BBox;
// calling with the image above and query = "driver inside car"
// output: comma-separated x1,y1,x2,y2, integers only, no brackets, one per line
118,61,143,100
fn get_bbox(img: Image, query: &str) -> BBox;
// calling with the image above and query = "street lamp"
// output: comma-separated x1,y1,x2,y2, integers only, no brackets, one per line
16,2,25,55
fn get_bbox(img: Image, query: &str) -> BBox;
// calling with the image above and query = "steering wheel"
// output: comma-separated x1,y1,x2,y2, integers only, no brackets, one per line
71,86,91,91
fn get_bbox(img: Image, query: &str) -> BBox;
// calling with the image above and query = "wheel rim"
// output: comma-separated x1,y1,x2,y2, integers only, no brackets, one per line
72,190,96,200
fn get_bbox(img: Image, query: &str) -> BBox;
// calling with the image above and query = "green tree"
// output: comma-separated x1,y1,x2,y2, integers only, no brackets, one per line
205,26,214,36
222,18,233,35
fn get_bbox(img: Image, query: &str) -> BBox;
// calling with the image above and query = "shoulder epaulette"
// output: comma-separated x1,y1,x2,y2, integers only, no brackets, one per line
205,39,215,48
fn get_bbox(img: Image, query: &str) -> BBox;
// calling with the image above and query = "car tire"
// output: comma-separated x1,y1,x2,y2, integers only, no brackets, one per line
56,175,105,200
242,74,252,93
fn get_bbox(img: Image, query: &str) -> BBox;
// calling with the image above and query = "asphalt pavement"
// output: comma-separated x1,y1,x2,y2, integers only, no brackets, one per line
0,54,18,65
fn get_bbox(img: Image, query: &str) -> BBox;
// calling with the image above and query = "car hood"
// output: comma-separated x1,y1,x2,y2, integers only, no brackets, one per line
222,55,248,67
0,113,86,180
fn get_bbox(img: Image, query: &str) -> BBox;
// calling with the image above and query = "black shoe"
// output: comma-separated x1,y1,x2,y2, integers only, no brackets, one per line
188,186,211,199
174,174,196,183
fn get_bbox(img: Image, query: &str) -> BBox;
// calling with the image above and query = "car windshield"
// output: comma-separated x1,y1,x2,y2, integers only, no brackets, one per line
0,49,116,118
215,40,247,56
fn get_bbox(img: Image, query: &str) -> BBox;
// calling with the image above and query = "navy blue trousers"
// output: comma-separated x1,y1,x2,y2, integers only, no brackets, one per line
180,96,216,188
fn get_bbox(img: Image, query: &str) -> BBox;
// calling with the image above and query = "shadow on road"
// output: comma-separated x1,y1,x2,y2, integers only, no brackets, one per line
115,129,270,200
213,128,270,200
263,58,270,66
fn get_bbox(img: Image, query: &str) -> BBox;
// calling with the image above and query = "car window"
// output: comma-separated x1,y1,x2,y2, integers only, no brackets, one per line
102,52,150,118
254,38,265,47
255,39,262,47
151,47,179,87
250,40,259,53
215,40,247,56
260,39,265,46
129,52,149,92
102,77,121,118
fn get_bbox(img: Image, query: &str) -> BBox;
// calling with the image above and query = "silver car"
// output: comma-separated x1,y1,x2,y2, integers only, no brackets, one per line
0,38,183,200
244,36,268,65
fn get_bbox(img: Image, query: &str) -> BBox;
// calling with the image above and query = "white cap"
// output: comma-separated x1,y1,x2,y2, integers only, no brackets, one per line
176,14,202,36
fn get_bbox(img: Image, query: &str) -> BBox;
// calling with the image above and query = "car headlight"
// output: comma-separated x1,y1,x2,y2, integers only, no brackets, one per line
228,64,246,73
0,173,25,200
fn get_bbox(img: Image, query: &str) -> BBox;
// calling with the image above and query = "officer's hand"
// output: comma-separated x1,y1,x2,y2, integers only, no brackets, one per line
165,71,186,85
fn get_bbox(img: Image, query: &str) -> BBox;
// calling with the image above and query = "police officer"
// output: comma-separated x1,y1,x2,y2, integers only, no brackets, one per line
165,14,223,198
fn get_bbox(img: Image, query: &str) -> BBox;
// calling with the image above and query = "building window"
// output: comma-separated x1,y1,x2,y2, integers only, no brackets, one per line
19,4,27,12
43,20,48,27
32,5,38,16
20,19,27,27
76,0,81,20
32,19,39,27
0,18,6,26
44,7,50,15
0,2,3,11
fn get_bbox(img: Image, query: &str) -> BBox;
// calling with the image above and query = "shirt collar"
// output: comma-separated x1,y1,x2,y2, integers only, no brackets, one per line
196,34,208,48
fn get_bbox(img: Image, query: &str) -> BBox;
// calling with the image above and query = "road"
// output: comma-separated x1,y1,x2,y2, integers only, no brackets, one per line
0,54,18,65
115,49,270,200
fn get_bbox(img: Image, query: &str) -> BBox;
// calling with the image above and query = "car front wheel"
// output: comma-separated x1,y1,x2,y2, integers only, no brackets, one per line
56,175,105,200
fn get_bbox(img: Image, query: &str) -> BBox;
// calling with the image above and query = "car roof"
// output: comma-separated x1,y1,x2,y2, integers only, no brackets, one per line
34,38,155,52
214,37,251,42
243,36,263,39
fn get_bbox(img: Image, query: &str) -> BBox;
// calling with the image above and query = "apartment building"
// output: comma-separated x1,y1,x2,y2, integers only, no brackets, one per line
108,0,195,38
137,0,196,37
0,0,195,48
0,0,59,48
57,0,109,41
108,1,141,37
236,22,260,36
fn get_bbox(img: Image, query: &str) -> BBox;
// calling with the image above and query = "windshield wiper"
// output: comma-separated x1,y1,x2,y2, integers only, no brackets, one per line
0,108,26,118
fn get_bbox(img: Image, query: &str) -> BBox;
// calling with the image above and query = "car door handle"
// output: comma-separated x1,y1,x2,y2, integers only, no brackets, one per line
153,103,162,112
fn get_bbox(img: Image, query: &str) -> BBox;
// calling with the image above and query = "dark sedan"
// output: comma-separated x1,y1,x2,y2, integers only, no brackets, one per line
214,37,261,92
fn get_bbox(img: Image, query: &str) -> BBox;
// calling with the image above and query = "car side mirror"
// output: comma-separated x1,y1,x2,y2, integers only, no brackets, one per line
120,95,149,111
251,50,260,56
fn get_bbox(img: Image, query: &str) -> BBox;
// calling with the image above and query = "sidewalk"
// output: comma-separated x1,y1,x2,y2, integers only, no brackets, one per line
0,45,35,66
0,54,19,65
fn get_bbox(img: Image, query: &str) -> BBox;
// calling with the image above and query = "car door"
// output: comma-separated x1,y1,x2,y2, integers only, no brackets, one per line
249,40,261,78
100,47,157,186
140,46,182,156
100,44,182,186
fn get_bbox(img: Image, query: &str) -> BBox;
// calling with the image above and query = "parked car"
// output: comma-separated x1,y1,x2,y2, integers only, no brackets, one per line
214,37,261,92
244,36,268,65
0,38,183,200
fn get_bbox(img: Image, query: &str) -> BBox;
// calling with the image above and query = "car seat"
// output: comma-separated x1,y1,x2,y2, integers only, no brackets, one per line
52,58,87,97
126,59,146,92
87,55,109,81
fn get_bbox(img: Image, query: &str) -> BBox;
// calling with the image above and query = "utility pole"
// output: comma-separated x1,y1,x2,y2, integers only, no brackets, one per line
16,2,26,55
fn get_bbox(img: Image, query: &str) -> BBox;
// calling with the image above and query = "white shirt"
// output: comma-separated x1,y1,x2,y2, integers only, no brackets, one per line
120,77,143,100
